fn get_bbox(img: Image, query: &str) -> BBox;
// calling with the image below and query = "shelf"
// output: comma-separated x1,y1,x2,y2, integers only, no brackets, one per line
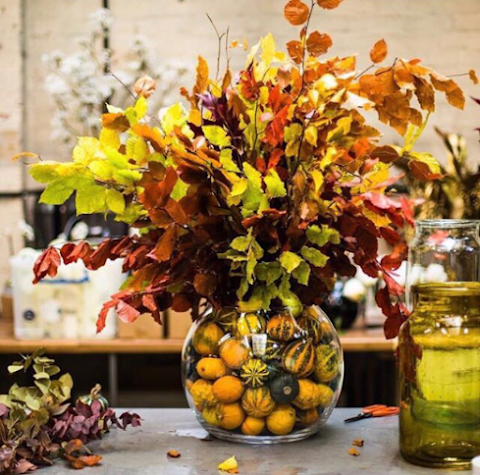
0,323,396,354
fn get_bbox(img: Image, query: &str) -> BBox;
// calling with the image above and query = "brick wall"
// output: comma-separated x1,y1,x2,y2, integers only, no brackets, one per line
0,0,479,289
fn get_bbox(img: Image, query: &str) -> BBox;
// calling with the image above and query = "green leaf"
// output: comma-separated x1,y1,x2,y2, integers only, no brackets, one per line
40,180,74,205
243,163,262,189
279,251,303,273
301,246,329,267
277,276,302,315
29,162,59,183
236,278,249,300
7,364,24,374
231,235,251,252
306,224,340,247
255,261,283,285
246,248,257,285
219,149,240,172
264,169,287,198
170,178,189,201
106,188,126,214
292,261,311,285
203,125,231,147
76,183,107,214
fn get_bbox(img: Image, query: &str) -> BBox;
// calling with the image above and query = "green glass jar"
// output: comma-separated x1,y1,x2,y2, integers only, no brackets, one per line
400,220,480,469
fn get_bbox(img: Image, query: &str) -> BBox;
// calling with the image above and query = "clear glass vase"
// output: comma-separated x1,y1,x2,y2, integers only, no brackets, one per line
400,220,480,469
181,305,343,444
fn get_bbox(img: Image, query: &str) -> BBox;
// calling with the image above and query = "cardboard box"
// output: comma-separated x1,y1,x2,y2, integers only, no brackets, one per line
118,312,164,339
166,309,193,339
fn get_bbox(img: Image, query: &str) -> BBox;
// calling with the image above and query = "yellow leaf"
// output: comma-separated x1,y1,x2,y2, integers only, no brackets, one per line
99,128,120,150
188,109,202,127
218,456,238,472
12,152,39,162
73,138,101,165
362,208,391,227
310,169,324,192
305,125,318,146
260,33,276,67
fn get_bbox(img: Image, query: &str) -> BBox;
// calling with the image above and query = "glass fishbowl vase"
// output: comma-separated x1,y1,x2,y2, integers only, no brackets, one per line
181,305,343,444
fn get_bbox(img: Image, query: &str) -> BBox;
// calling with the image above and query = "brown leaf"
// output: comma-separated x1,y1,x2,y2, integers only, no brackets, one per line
370,39,387,64
284,0,310,25
352,439,364,447
194,56,209,95
408,160,443,181
348,448,361,457
316,0,344,9
430,73,465,109
369,145,399,164
33,247,61,284
414,77,435,113
116,300,141,324
193,273,217,297
287,40,303,64
167,450,181,458
469,69,478,85
153,225,177,262
306,31,333,57
101,113,130,132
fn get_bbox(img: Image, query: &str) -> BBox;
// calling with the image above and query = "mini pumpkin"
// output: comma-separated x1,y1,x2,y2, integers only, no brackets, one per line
241,416,265,436
266,404,296,435
235,313,266,337
203,405,221,426
316,384,335,407
214,308,238,333
219,337,250,369
78,384,109,412
262,338,285,362
193,322,225,356
216,402,245,430
240,358,269,388
189,379,217,410
266,312,298,341
241,386,276,417
213,375,244,403
196,357,227,380
296,308,323,344
313,344,340,382
292,379,320,410
297,407,319,426
282,340,315,378
269,374,300,404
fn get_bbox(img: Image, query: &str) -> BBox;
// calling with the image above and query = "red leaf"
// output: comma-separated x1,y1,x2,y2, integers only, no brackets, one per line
172,294,193,312
153,226,177,262
89,239,116,270
287,40,303,64
380,227,401,245
117,300,141,324
408,160,443,181
400,196,415,227
381,242,407,271
33,247,61,284
268,149,284,170
264,105,289,147
316,0,344,9
61,241,93,266
96,298,118,333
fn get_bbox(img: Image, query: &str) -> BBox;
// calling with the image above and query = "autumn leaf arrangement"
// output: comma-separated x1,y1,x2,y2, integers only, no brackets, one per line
26,0,473,339
0,350,140,474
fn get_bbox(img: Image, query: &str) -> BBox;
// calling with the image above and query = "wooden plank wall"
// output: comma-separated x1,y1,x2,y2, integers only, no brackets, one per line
0,0,479,290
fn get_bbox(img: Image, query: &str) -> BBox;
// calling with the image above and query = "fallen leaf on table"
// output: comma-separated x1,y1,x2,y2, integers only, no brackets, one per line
167,450,181,458
65,454,102,469
218,455,239,473
352,439,364,447
64,438,84,455
348,448,361,457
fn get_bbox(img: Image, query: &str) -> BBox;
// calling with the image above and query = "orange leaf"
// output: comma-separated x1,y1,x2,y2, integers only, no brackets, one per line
194,56,209,95
284,0,310,25
287,40,303,64
66,454,102,469
430,73,465,109
306,31,332,57
193,273,217,297
469,69,478,85
102,113,130,132
370,39,388,64
316,0,344,9
352,439,364,447
167,450,181,458
348,447,361,457
64,439,83,455
414,77,435,113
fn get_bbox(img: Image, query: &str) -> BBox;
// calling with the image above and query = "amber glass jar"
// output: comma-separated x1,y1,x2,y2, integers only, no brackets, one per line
400,220,480,469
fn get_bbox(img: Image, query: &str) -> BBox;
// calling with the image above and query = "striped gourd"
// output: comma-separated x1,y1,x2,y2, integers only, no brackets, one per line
296,310,323,345
282,340,315,378
240,358,270,387
241,386,276,417
266,313,297,341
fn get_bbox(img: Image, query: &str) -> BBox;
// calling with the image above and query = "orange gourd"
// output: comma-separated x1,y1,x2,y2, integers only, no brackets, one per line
219,337,250,369
241,416,265,436
267,312,298,341
216,402,245,430
266,404,296,435
196,357,227,380
213,375,244,403
193,322,225,356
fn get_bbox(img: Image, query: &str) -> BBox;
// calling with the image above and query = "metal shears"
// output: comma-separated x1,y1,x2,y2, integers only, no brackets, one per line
344,404,400,423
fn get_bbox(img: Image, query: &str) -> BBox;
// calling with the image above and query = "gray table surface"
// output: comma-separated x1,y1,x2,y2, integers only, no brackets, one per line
51,408,471,475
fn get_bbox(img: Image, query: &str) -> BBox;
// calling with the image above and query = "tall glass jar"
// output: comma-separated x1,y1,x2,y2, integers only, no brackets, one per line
399,220,480,469
182,305,343,444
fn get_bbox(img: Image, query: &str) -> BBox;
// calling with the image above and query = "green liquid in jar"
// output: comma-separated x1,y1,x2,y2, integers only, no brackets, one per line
400,282,480,470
